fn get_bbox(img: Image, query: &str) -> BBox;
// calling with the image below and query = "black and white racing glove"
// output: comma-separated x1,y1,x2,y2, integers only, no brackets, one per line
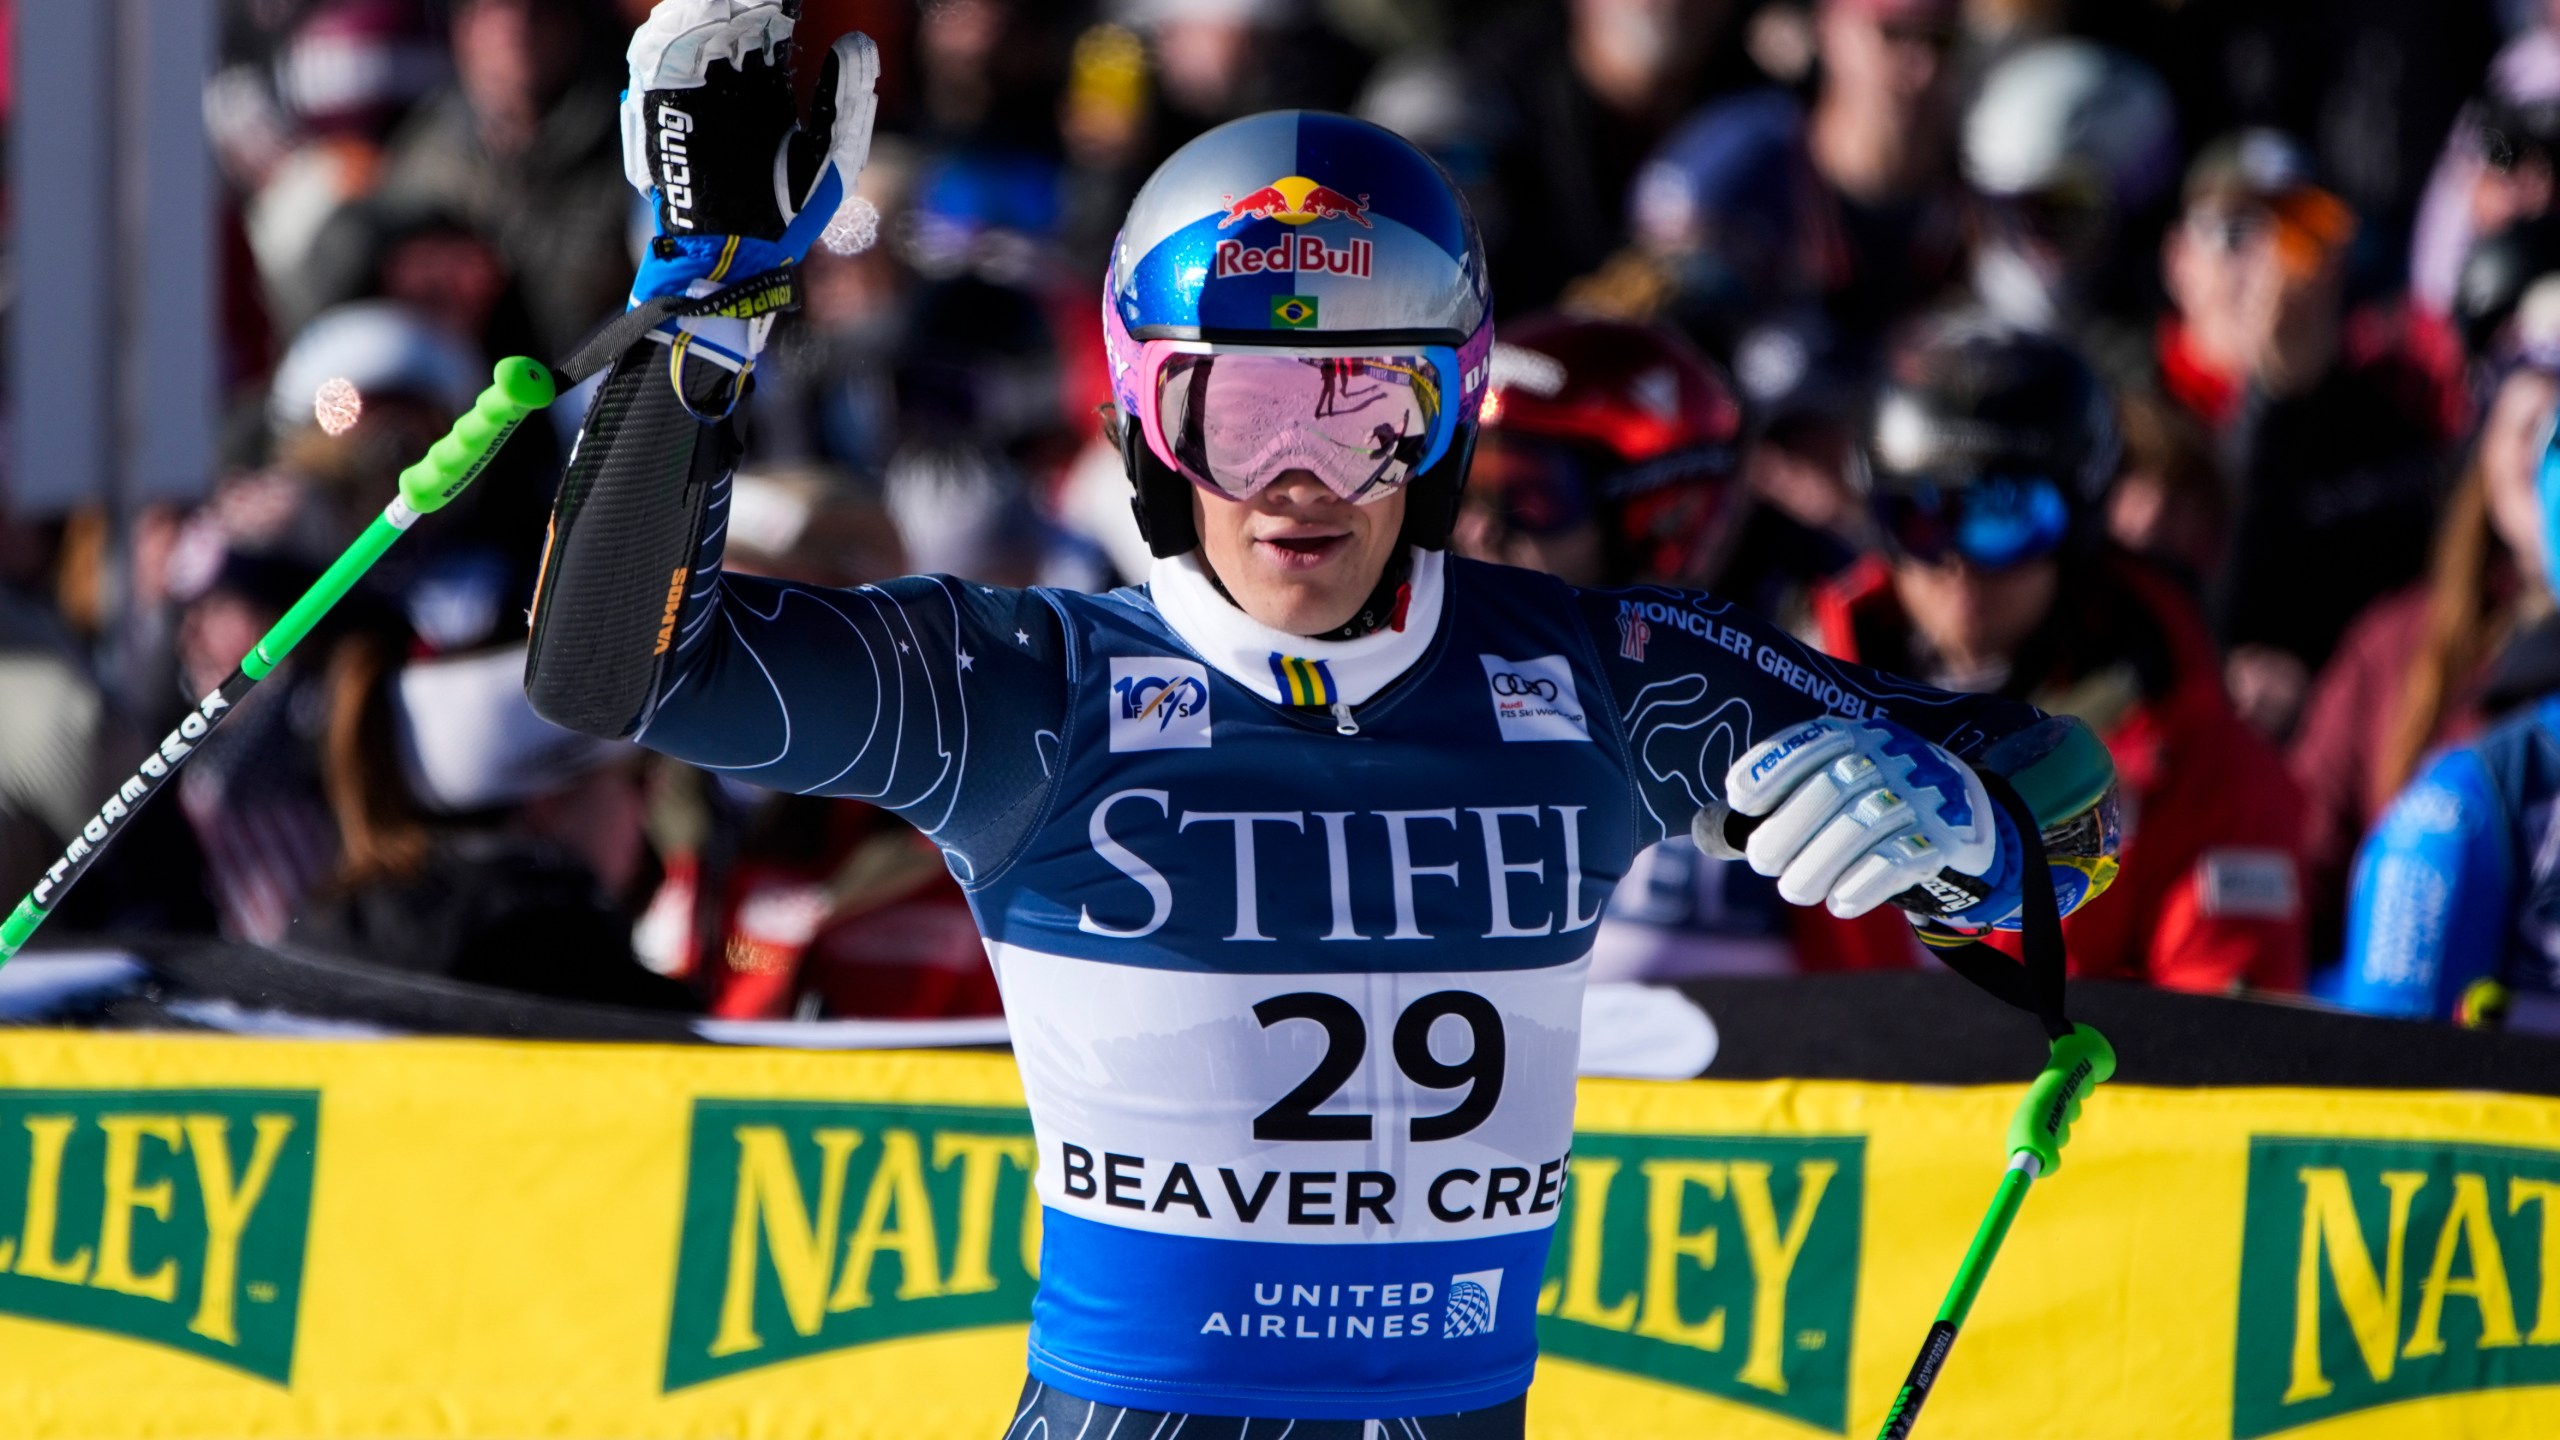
618,0,878,393
1715,716,2025,926
1704,714,2122,936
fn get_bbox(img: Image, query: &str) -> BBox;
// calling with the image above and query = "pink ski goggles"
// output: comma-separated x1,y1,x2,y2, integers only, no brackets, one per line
1121,339,1470,503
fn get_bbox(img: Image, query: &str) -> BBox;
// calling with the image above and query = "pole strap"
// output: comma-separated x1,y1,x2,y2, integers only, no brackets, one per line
1916,773,2074,1042
550,264,803,390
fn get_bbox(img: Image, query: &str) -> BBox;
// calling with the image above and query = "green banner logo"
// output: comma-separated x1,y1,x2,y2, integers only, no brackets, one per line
0,1088,318,1383
1535,1133,1863,1432
663,1100,1041,1390
2234,1136,2560,1438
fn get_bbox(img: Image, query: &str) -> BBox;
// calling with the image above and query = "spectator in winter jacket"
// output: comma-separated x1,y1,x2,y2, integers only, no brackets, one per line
374,0,632,357
2336,335,2560,1029
1812,314,2307,991
304,640,693,1011
1620,0,1967,366
2155,130,2456,737
2293,335,2560,968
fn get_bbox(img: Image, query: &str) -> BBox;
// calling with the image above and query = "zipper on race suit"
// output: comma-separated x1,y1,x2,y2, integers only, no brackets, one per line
1330,700,1359,736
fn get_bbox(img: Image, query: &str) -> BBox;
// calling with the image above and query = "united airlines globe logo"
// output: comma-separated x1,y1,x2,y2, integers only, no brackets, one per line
1444,1269,1503,1338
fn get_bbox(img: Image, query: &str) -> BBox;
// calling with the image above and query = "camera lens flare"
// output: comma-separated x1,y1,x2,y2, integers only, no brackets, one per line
313,377,364,437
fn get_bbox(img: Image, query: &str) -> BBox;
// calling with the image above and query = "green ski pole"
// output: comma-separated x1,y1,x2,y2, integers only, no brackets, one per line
0,356,557,967
1874,1023,2116,1439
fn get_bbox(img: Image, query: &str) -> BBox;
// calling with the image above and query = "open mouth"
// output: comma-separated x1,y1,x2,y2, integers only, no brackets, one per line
1253,531,1351,570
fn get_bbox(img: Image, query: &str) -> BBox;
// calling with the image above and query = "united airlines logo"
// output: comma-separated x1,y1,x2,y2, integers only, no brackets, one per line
1108,657,1212,752
1445,1268,1503,1337
1480,655,1589,743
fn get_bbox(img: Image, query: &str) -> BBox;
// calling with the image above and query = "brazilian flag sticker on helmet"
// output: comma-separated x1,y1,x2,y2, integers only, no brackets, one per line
1270,295,1319,329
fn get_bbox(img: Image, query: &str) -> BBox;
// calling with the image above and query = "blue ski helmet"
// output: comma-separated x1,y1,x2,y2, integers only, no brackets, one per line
1105,110,1493,555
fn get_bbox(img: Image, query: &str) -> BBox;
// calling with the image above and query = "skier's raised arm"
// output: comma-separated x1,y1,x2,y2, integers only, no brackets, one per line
523,5,1063,878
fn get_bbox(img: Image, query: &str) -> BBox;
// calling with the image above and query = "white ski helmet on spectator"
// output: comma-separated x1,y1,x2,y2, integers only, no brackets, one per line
1963,39,2178,214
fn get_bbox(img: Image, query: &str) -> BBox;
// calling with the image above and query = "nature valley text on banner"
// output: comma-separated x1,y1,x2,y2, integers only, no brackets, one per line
0,1088,317,1383
2234,1136,2560,1439
1535,1133,1862,1434
663,1099,1041,1390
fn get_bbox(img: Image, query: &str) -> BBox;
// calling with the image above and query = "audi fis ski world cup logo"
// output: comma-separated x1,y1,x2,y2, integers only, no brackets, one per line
1107,657,1212,752
0,1088,319,1383
1480,655,1589,743
1537,1132,1862,1433
2232,1137,2560,1438
662,1100,1041,1390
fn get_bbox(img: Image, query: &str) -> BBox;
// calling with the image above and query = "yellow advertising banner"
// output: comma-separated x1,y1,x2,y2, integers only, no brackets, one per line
0,1029,2557,1439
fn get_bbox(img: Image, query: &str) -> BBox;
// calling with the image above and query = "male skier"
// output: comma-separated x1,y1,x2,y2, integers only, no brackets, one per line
525,4,2121,1432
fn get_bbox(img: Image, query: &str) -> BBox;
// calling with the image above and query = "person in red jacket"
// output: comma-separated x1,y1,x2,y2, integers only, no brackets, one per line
1812,314,2308,992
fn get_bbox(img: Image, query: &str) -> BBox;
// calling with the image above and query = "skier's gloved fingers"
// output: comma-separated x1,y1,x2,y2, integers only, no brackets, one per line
1727,719,1858,817
1745,751,1881,880
626,0,793,92
1829,830,1942,917
1775,791,1918,909
782,31,879,219
621,0,791,193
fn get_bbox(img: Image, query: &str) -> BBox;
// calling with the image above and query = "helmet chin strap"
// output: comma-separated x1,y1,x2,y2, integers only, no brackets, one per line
1196,544,1417,642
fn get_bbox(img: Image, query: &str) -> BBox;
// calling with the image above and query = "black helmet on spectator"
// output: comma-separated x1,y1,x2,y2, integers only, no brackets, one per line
1856,315,2119,569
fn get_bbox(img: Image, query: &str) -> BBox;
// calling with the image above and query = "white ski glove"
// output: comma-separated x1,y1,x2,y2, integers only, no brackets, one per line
618,1,879,389
1712,715,2025,926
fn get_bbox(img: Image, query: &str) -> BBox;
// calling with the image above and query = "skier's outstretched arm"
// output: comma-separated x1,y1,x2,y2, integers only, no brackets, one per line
1576,582,2120,933
522,3,1065,879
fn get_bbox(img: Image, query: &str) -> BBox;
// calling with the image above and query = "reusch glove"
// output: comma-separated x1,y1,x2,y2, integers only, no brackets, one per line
619,1,878,393
1722,715,2026,928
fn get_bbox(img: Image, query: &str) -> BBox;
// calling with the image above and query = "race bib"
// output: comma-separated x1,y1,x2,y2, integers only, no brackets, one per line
992,942,1587,1245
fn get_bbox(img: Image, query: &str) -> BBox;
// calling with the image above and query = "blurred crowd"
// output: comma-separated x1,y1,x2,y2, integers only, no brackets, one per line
6,0,2560,1030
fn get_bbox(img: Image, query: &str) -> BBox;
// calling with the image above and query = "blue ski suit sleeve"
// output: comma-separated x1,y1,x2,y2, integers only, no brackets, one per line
1570,584,2050,846
2338,746,2510,1020
626,462,1070,884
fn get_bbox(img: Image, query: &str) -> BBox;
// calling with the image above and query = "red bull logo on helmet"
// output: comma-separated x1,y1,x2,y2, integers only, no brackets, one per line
1215,234,1373,281
1217,175,1373,229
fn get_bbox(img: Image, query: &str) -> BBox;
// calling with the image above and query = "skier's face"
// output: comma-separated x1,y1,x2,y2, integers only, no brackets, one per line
1193,471,1408,636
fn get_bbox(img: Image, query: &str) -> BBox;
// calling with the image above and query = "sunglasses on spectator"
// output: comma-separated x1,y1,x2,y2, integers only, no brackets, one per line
1872,475,2073,569
2184,208,2273,254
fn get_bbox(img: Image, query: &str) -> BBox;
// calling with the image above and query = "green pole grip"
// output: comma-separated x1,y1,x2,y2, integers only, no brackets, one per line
396,356,556,516
2005,1023,2115,1174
